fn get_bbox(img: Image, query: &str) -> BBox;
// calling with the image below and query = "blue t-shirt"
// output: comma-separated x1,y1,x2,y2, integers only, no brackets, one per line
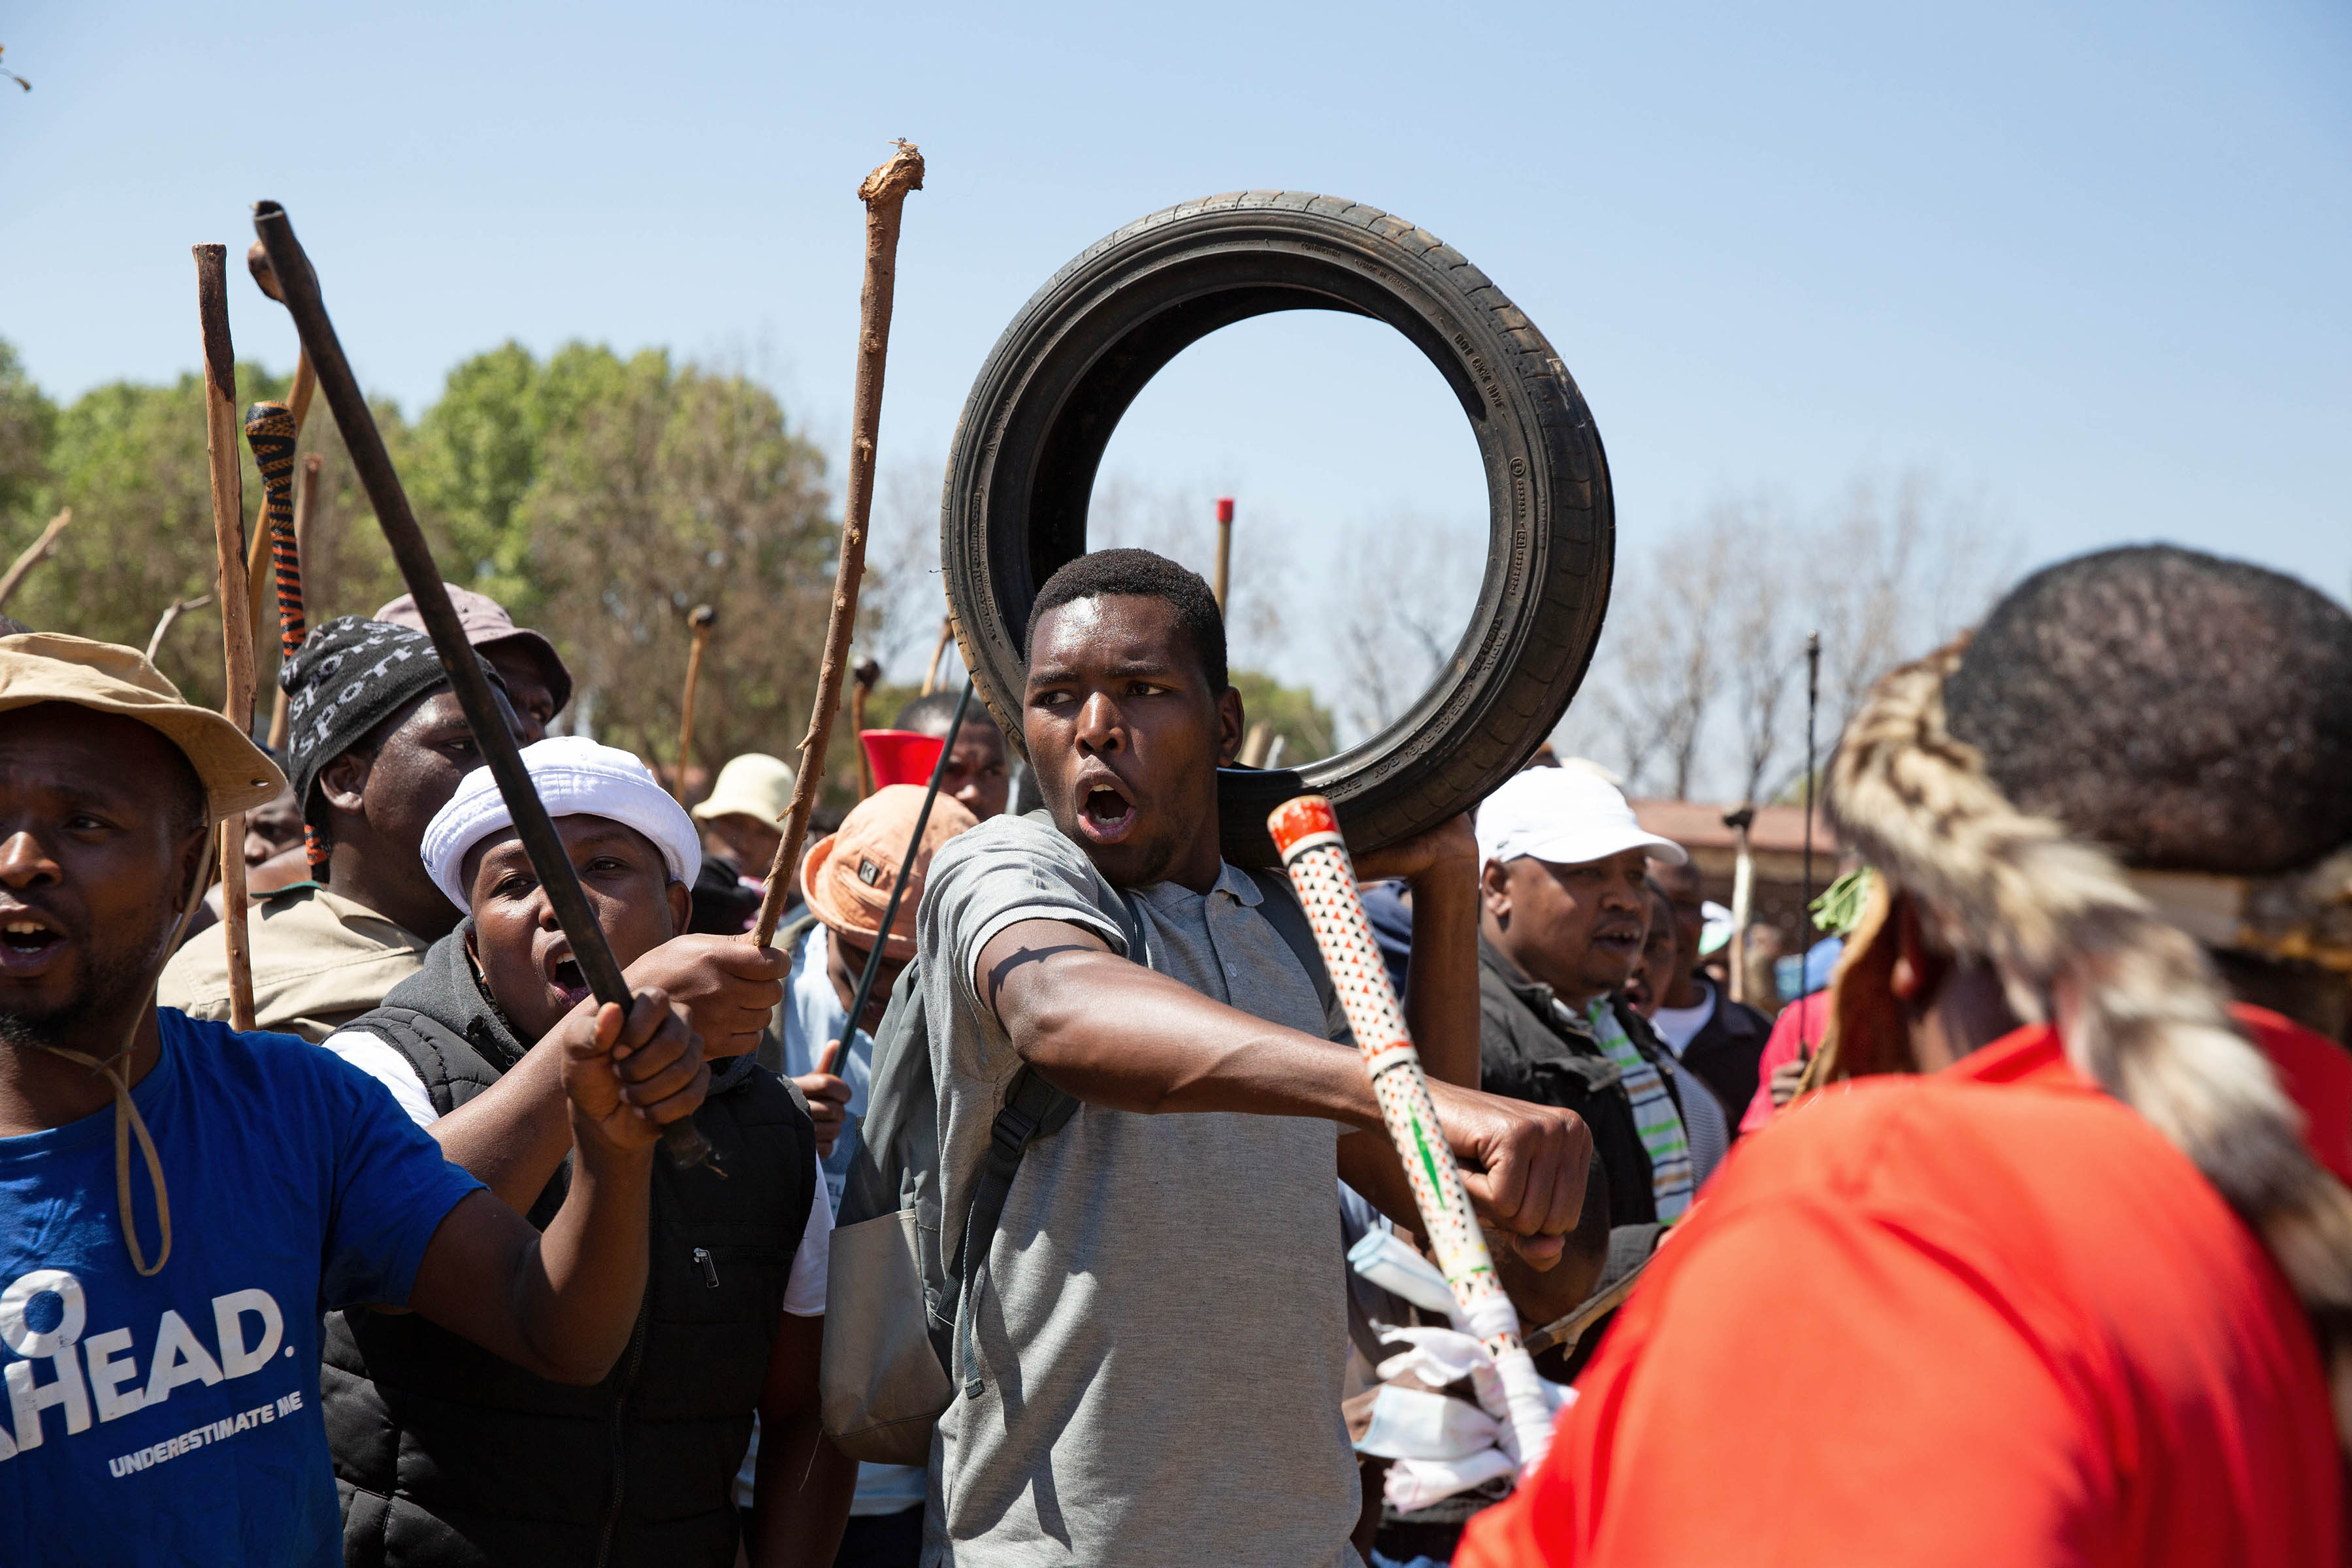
0,1009,483,1566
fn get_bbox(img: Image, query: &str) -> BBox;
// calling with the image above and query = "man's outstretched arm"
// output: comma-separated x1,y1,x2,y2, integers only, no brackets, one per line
404,988,708,1384
977,920,1593,1247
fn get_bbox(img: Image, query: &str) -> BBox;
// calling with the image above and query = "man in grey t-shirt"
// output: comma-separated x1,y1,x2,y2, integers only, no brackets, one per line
917,549,1597,1565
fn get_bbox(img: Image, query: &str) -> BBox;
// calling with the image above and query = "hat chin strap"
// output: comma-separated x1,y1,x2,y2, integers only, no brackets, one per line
27,843,214,1278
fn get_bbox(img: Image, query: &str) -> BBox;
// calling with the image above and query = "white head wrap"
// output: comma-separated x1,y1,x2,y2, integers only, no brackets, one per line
419,736,703,911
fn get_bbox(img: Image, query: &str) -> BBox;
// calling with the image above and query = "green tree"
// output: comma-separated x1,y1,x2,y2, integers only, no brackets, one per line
0,338,55,526
406,340,638,618
11,357,415,711
1230,668,1337,765
517,346,838,772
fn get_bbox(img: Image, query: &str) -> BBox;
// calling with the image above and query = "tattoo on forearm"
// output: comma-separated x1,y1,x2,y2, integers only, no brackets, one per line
983,943,1103,1013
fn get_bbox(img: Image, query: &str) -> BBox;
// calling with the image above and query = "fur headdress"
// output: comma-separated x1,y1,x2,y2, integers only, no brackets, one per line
1819,635,2352,1447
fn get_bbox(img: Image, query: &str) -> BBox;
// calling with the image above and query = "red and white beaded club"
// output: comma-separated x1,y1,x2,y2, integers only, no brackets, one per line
1267,795,1556,1473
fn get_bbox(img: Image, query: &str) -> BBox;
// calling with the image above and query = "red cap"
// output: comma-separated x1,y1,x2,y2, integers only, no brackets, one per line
860,729,946,790
1216,497,1235,524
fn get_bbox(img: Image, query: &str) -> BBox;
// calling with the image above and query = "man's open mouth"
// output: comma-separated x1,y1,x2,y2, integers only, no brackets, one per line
546,951,589,1009
1076,778,1138,844
0,912,64,973
1590,928,1642,958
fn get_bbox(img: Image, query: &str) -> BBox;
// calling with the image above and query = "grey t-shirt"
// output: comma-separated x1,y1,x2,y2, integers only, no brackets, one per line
918,811,1362,1566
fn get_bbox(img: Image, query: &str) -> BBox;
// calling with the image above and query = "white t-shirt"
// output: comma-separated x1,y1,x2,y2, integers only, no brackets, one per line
319,1028,832,1316
1650,979,1718,1058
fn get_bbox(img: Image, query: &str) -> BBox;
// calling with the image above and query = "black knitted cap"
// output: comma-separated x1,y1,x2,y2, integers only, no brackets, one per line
282,616,506,822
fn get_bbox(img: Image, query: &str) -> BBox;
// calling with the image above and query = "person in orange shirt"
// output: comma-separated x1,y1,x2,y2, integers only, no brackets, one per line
1461,546,2352,1565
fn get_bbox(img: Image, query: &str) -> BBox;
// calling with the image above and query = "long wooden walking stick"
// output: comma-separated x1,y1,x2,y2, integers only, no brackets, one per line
1268,795,1558,1473
267,453,323,751
1723,804,1755,1005
919,614,953,697
1213,496,1235,613
0,507,71,612
751,141,925,945
253,198,719,1173
850,657,881,798
195,244,258,1033
671,604,716,804
242,242,318,655
245,404,304,642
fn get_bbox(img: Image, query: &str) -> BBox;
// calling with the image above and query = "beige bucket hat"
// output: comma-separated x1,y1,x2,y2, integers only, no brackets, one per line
693,752,798,826
0,633,285,821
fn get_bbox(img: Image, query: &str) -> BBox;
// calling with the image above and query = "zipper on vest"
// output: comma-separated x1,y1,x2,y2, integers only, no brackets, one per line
693,1246,719,1288
592,1296,653,1568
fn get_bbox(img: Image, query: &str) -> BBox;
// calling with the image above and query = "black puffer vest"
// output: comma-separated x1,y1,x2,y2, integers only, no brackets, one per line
321,927,817,1568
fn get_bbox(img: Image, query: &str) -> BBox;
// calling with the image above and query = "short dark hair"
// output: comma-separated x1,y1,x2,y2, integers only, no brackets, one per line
1026,548,1228,693
1944,545,2352,875
0,614,31,636
893,689,1000,734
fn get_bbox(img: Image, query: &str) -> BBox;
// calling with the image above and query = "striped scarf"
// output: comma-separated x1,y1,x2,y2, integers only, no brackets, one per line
1567,998,1693,1222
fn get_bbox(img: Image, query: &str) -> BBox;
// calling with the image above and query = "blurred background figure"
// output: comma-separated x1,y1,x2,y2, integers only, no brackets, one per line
376,585,573,741
892,689,1011,822
695,751,794,884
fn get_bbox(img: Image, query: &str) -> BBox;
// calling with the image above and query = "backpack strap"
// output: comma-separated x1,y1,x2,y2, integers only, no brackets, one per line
943,1064,1079,1396
1246,865,1338,1022
937,889,1147,1396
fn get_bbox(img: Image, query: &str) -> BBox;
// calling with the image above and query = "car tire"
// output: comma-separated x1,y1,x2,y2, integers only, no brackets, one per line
941,189,1614,865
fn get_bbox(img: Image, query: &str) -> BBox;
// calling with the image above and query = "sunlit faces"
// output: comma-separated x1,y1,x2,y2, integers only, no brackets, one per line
1482,845,1654,1009
0,709,208,1047
1021,595,1240,892
460,816,689,1043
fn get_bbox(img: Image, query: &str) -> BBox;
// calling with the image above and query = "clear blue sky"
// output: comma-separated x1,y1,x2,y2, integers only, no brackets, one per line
5,0,2346,668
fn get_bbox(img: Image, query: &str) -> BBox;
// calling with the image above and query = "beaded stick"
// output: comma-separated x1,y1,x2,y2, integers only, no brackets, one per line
1267,795,1556,1472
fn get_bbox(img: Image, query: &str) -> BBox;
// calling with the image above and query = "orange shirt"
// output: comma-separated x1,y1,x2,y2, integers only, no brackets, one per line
1459,1023,2343,1567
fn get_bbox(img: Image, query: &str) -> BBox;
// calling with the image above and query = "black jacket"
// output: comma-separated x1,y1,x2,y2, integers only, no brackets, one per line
1477,937,1680,1228
321,927,818,1568
1671,980,1774,1134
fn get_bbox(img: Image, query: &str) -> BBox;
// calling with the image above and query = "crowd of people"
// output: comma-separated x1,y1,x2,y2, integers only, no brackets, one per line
0,534,2347,1566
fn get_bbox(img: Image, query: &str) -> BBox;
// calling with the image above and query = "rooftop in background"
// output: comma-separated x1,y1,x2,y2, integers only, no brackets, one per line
1633,800,1838,860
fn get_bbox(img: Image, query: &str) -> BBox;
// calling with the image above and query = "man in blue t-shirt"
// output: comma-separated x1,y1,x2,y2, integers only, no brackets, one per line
0,633,713,1567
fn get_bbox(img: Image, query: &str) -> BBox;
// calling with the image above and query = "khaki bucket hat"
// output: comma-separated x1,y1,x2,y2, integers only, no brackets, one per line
0,633,285,821
693,753,797,826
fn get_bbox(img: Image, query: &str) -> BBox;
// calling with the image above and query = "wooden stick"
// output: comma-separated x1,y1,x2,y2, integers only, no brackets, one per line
245,402,304,753
255,198,719,1173
1524,1257,1652,1356
851,657,881,797
672,604,716,804
919,613,953,697
751,141,925,945
267,453,323,749
1213,496,1234,613
1723,805,1755,1005
146,593,213,662
243,243,318,655
239,369,314,651
0,507,71,611
195,244,257,1033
